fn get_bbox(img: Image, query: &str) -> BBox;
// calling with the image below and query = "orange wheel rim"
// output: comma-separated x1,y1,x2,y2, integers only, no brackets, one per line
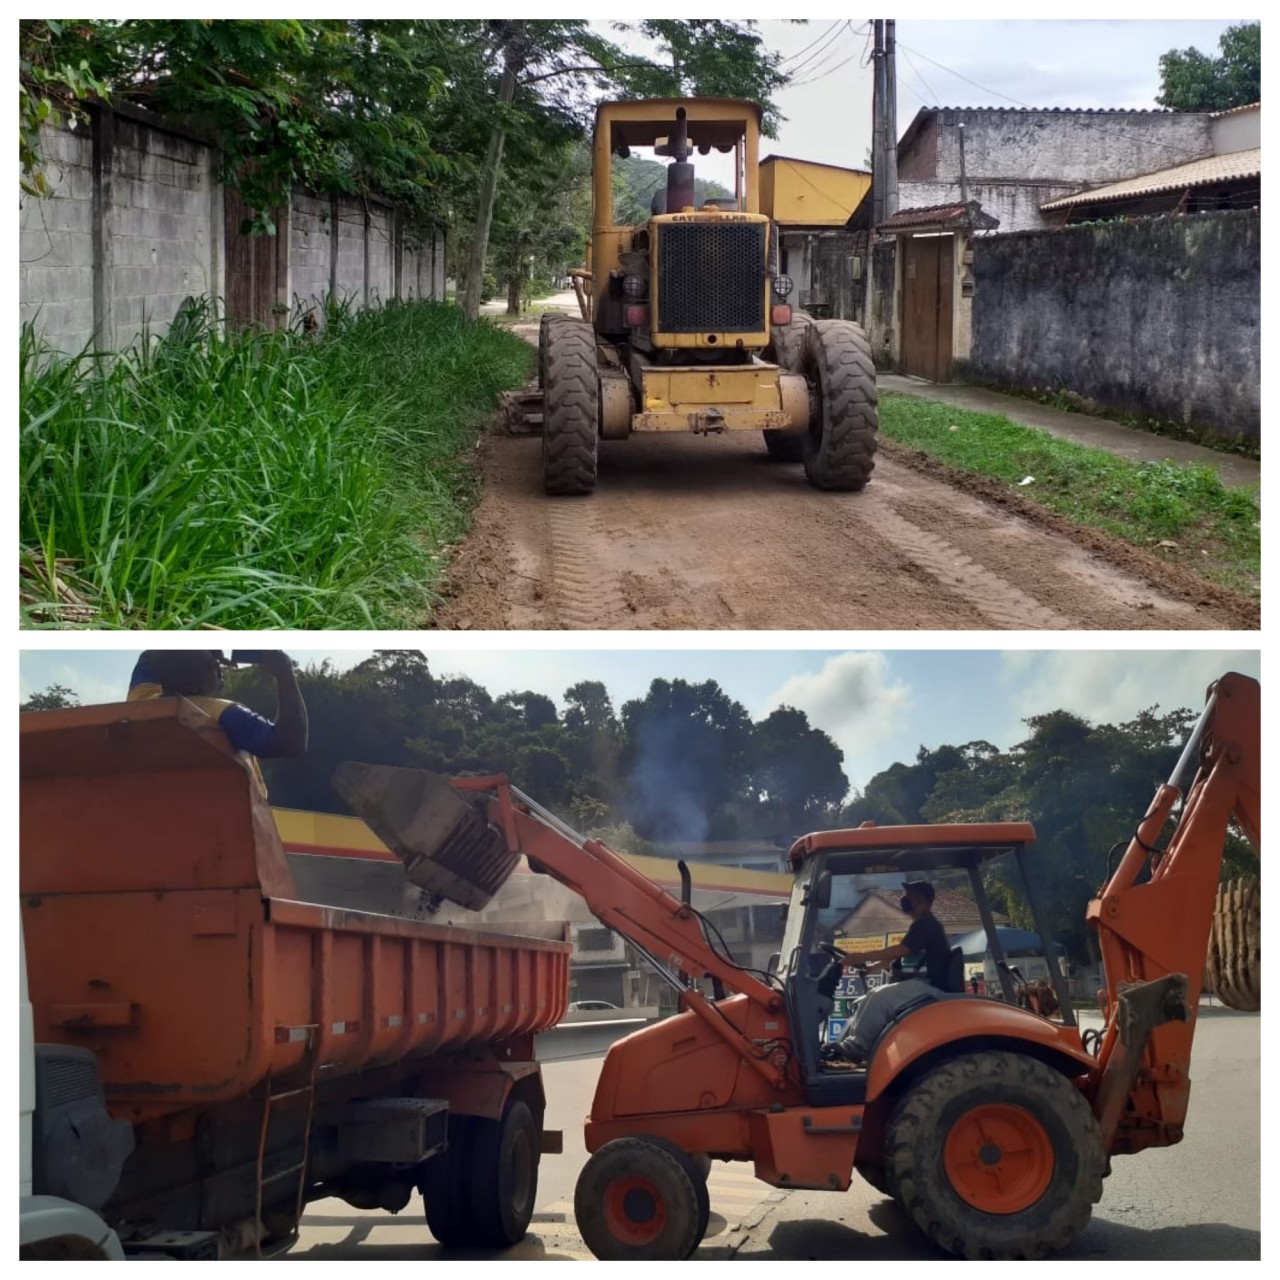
943,1103,1054,1214
603,1175,668,1245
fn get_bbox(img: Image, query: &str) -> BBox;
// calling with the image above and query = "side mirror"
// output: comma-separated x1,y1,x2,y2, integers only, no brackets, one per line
815,871,832,910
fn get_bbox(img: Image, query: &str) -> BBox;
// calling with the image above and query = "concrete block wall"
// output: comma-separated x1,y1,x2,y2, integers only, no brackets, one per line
109,115,218,349
290,192,332,309
19,122,97,353
22,112,448,355
334,202,367,303
367,204,394,304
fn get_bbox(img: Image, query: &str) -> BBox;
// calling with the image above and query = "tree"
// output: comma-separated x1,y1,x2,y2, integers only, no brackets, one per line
1157,22,1260,112
21,683,80,711
749,706,847,832
613,21,791,138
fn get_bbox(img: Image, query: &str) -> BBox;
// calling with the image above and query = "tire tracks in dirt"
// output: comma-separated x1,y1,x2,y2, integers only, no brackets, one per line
432,419,1254,632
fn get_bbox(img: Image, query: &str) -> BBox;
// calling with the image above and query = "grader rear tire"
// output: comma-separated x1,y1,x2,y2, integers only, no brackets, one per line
884,1051,1105,1260
542,319,599,495
575,1137,704,1260
799,318,878,491
1206,877,1260,1010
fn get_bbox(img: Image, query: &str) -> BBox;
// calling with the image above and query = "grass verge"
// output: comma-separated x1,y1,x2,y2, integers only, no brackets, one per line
879,393,1260,596
20,298,534,628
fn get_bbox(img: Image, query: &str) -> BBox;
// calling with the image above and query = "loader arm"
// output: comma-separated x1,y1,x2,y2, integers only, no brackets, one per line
330,761,791,1092
1087,672,1259,1154
450,776,789,1089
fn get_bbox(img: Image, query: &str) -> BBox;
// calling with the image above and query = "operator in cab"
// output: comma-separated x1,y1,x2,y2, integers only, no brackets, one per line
127,651,308,788
825,880,956,1065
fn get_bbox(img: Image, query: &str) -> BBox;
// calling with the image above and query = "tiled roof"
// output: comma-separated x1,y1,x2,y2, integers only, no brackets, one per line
1210,102,1260,118
877,200,999,232
1041,147,1261,210
921,106,1179,116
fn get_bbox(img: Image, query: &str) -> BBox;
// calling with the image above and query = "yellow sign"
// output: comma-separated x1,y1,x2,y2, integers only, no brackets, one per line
837,934,885,954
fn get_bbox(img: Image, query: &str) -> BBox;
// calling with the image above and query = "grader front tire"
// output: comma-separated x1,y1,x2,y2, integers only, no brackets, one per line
542,319,599,496
800,318,878,492
884,1051,1105,1260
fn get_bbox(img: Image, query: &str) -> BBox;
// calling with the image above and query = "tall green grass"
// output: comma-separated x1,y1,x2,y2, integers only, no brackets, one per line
20,298,534,628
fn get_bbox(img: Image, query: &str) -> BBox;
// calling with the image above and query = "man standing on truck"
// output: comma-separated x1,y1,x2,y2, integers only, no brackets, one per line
127,651,308,765
825,880,956,1065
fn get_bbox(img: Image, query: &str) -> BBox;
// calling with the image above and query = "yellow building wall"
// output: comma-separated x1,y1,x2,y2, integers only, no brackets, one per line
762,158,871,227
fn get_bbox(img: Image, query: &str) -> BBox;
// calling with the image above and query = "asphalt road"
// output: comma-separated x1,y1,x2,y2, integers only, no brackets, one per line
286,1005,1259,1261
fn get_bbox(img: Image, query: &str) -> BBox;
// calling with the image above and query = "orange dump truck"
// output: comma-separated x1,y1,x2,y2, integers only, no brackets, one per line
19,698,570,1259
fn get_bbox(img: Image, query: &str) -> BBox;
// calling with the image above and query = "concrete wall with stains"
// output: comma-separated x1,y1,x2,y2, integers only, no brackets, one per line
21,110,447,355
964,210,1259,439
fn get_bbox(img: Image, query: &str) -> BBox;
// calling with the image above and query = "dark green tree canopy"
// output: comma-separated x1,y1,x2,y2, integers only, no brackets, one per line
1157,22,1260,112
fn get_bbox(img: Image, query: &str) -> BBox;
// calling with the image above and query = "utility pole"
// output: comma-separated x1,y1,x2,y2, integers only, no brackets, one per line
885,19,899,220
871,20,886,228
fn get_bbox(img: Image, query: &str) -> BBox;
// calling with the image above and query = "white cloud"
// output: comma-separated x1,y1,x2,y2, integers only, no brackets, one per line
1001,651,1261,728
763,652,912,755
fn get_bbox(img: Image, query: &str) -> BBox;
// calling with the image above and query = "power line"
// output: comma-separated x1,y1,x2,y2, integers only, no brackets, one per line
780,20,842,66
784,21,849,78
900,46,940,106
790,22,867,89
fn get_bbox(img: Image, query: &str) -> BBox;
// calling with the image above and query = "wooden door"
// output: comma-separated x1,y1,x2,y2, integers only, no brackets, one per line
901,234,954,382
224,186,288,331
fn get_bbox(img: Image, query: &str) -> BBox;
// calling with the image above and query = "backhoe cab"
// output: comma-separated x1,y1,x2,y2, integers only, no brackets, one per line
337,671,1259,1262
537,98,878,495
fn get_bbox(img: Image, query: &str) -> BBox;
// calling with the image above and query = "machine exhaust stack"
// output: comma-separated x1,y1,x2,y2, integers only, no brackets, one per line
331,762,518,911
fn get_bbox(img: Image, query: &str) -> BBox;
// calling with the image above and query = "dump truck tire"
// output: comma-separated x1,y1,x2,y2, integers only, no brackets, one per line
542,319,599,495
884,1051,1105,1260
421,1115,479,1245
799,318,878,491
1206,877,1260,1010
465,1100,540,1248
575,1136,705,1260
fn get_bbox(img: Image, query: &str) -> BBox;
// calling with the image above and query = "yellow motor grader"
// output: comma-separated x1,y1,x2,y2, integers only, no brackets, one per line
535,98,877,495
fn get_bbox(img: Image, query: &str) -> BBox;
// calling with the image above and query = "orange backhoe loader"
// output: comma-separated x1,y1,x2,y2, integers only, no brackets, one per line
336,671,1259,1261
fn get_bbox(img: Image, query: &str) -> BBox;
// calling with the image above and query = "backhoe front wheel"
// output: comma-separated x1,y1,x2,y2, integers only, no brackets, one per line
574,1137,708,1260
884,1051,1105,1260
542,319,599,495
799,318,878,491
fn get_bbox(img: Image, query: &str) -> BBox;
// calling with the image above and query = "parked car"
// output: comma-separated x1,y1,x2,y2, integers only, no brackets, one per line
568,1000,621,1012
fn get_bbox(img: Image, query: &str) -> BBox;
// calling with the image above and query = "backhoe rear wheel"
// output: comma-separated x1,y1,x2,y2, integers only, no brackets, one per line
575,1136,705,1260
799,318,878,491
884,1051,1104,1260
542,318,599,495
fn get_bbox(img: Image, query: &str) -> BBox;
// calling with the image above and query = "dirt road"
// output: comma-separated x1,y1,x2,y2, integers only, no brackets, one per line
435,424,1251,631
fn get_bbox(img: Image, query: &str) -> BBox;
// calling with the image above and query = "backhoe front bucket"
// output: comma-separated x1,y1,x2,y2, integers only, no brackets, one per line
331,762,517,911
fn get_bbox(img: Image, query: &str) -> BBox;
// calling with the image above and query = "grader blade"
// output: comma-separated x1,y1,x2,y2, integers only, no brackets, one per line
331,762,518,911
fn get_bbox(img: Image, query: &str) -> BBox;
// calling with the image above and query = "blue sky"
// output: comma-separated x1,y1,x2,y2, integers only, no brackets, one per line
20,648,1259,796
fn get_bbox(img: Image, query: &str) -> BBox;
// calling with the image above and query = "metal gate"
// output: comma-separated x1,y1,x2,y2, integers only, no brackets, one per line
224,186,288,331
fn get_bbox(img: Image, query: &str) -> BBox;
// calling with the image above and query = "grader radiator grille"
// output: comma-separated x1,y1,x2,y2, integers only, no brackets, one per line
657,222,765,333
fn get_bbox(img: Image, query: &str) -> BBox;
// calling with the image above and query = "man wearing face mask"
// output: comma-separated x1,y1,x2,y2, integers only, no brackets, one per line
824,880,955,1065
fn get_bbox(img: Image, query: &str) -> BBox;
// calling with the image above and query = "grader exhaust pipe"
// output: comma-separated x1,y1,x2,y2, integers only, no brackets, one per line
331,763,517,911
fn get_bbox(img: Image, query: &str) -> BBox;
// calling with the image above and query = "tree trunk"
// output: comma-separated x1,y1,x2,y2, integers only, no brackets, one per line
461,54,520,321
506,272,521,315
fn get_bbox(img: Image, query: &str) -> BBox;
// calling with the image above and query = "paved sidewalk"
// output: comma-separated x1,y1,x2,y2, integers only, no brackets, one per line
879,374,1259,492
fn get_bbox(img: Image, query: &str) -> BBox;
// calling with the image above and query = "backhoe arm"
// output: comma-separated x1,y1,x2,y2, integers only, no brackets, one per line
1087,671,1260,1154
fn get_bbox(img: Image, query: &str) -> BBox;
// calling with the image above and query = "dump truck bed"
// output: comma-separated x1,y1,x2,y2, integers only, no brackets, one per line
19,700,570,1123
